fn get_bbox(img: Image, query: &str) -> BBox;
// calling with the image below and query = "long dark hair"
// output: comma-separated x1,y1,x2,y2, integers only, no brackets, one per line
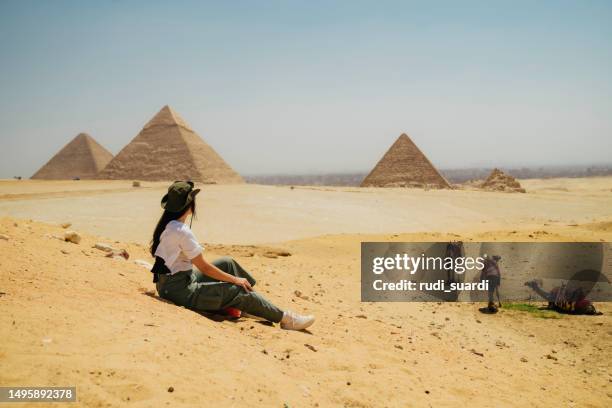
150,199,196,256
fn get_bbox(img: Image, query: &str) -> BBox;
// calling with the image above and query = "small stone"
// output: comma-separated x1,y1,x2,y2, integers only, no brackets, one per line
304,344,317,352
45,233,64,240
520,357,528,363
495,340,508,348
132,181,141,187
61,249,69,255
60,222,72,229
346,382,351,386
471,349,484,357
0,234,9,240
105,249,129,260
294,290,302,297
94,243,114,252
64,231,81,244
134,259,153,269
167,386,174,393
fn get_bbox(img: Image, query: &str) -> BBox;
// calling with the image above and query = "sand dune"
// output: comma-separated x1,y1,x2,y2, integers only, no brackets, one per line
0,178,611,407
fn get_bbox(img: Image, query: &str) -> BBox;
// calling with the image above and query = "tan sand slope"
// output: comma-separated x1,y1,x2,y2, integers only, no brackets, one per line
0,218,610,407
361,134,451,189
31,133,113,180
97,106,243,183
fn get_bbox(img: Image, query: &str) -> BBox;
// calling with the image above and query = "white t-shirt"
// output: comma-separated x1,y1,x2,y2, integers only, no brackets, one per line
154,220,203,274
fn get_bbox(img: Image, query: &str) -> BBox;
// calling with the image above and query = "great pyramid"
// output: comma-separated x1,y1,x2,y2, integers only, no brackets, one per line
97,105,244,183
361,133,451,189
32,133,113,180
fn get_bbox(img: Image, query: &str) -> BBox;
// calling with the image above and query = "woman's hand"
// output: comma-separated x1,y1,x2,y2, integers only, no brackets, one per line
233,277,253,292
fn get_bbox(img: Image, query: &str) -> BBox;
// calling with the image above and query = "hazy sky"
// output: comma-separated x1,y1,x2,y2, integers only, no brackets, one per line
0,0,610,178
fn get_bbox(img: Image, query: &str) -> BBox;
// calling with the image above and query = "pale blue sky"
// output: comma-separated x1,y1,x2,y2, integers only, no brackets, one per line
0,0,611,178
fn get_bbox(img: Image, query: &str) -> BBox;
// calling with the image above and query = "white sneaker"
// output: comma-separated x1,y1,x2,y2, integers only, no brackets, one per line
280,310,315,331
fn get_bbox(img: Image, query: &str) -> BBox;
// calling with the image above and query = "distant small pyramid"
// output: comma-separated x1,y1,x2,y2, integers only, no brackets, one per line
97,105,244,183
361,133,451,189
480,168,525,193
32,133,113,180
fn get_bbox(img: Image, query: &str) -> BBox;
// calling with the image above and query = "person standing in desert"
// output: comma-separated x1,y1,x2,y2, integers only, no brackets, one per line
480,254,502,312
150,181,315,331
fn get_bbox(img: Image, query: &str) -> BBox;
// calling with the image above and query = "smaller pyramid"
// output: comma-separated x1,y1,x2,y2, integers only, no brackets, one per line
32,133,113,180
97,105,243,183
361,133,451,189
480,168,525,193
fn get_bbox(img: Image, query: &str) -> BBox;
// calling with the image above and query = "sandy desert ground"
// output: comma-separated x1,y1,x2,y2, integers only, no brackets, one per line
0,178,611,407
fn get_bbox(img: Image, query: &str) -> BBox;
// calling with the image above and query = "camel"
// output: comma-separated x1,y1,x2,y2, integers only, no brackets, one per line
525,279,601,315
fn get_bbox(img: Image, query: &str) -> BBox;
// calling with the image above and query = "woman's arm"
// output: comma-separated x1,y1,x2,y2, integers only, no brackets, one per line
191,253,252,292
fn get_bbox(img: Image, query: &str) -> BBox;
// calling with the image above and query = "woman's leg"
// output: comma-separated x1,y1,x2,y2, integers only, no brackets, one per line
158,271,195,307
189,257,282,320
192,256,257,286
212,256,257,286
190,281,284,322
221,286,284,323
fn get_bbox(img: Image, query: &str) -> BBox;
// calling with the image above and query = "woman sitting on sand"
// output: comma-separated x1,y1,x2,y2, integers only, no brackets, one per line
150,181,315,331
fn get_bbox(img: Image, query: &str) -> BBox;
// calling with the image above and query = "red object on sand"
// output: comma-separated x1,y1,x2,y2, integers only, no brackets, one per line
575,298,590,310
223,307,241,318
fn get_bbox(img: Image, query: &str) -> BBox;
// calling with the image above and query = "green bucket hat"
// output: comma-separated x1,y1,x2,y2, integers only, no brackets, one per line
161,181,201,213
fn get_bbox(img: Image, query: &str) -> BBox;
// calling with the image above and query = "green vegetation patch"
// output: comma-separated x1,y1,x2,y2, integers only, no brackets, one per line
502,303,561,319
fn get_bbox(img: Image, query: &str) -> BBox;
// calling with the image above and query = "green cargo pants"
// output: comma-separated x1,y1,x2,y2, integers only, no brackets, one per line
156,256,284,323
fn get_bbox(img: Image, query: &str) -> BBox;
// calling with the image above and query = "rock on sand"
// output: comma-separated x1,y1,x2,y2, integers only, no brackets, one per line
64,231,81,244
